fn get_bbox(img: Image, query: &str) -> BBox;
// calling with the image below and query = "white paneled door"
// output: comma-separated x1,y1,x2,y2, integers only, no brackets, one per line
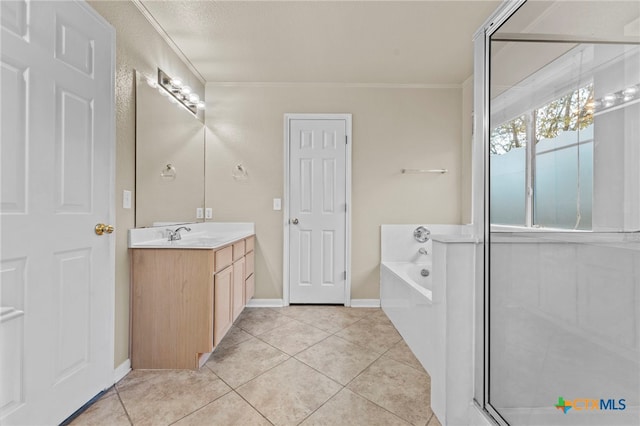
1,1,115,424
288,117,350,304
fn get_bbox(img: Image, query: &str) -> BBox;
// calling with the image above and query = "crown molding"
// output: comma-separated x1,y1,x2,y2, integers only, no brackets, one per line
205,81,462,89
131,0,206,85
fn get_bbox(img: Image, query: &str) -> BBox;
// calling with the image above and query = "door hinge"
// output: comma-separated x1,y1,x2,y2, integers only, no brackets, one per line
343,271,347,280
345,135,348,144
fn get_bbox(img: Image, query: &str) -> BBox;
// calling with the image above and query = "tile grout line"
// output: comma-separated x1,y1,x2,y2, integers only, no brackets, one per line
294,383,346,426
230,388,275,425
426,412,435,425
165,388,235,426
114,385,134,426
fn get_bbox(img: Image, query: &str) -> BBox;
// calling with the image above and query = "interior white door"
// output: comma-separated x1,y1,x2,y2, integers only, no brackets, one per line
0,1,115,424
289,118,348,304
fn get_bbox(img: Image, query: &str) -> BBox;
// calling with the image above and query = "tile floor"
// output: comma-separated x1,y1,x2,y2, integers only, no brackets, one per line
71,306,441,426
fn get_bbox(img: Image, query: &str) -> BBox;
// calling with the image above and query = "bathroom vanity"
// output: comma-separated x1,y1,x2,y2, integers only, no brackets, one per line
128,223,255,369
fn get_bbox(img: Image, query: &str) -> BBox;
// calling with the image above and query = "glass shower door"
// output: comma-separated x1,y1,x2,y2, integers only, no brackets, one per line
486,1,640,425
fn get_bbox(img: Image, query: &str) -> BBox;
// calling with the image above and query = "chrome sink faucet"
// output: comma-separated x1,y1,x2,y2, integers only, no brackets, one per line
167,226,191,241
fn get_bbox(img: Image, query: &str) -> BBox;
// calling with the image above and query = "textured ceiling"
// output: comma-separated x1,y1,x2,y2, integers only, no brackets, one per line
139,1,501,85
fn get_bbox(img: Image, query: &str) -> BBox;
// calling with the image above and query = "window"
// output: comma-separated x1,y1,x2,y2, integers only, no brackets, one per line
490,84,594,229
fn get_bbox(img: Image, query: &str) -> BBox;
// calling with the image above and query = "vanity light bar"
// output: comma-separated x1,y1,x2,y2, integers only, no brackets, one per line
588,83,640,115
156,68,205,114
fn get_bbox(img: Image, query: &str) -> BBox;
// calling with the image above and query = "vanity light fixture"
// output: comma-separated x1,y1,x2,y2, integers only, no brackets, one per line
156,69,205,114
591,83,640,115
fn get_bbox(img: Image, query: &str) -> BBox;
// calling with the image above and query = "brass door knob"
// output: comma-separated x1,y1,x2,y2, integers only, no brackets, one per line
95,223,115,235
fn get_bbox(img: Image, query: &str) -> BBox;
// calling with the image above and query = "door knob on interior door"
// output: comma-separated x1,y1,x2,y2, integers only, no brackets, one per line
291,218,299,225
95,223,115,235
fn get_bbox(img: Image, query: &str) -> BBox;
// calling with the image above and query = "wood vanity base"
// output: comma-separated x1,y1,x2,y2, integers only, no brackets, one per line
130,235,255,369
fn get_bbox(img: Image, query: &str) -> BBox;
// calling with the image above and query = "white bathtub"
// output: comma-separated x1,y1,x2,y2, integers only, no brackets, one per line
380,224,478,425
380,260,435,374
381,261,433,300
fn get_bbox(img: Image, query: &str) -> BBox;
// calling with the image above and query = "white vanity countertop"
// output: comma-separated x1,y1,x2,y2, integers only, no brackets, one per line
128,222,255,250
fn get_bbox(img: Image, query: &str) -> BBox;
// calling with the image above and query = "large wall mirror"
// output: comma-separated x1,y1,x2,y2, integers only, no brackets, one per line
135,70,205,227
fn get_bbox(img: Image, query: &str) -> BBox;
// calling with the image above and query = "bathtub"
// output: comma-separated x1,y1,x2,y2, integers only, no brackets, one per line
380,224,478,425
380,259,436,374
381,261,433,301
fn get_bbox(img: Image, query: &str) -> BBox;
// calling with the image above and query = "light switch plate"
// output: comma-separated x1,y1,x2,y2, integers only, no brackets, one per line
123,190,132,209
273,198,282,211
205,208,213,219
196,208,204,219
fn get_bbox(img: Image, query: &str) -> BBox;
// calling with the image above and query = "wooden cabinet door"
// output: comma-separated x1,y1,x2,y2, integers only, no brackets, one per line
232,257,246,321
213,266,233,347
245,273,255,304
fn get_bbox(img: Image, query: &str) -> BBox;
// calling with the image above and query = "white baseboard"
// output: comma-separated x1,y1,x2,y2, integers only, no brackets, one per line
113,359,131,384
350,299,381,308
246,299,285,308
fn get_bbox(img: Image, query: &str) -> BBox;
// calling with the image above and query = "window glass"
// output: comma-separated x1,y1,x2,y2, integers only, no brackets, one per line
490,116,527,226
534,84,593,230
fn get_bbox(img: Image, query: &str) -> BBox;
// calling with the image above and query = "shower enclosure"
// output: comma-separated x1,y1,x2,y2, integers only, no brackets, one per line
475,1,640,425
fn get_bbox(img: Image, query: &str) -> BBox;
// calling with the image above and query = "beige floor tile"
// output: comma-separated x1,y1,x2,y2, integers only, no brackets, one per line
258,319,330,355
216,325,253,350
116,369,230,426
348,357,432,425
237,358,342,426
69,393,130,426
173,391,270,426
207,336,289,388
295,335,379,385
235,307,294,335
300,388,410,426
363,309,394,326
427,413,442,426
336,318,402,354
384,340,426,373
282,306,363,333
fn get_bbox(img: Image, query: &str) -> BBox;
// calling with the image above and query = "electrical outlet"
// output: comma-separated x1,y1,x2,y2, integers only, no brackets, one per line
273,198,282,211
196,208,204,219
205,208,213,219
123,190,132,209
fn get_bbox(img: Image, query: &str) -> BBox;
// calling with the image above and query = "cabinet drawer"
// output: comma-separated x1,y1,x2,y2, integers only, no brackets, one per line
245,273,255,304
245,236,255,253
233,240,245,262
214,246,233,272
245,251,254,277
